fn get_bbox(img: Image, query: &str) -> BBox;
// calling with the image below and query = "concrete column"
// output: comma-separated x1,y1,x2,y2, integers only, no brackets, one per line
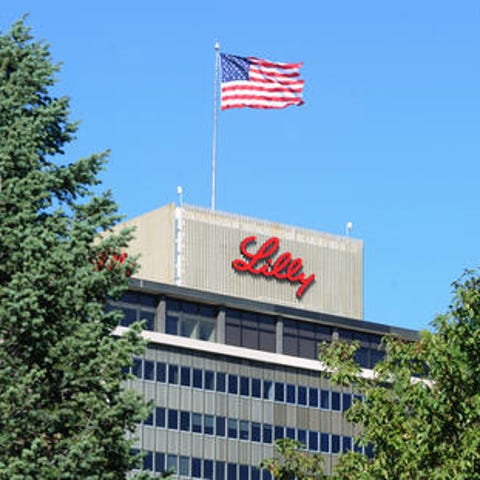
157,296,166,333
276,317,283,354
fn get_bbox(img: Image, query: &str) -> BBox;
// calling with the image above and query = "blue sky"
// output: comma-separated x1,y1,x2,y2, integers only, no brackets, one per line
2,1,479,331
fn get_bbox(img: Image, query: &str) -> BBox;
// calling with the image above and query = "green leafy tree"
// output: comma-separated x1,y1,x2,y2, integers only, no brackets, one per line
260,439,327,480
0,18,154,479
320,269,480,479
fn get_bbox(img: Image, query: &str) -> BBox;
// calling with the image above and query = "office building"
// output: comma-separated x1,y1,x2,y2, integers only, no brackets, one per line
113,204,417,478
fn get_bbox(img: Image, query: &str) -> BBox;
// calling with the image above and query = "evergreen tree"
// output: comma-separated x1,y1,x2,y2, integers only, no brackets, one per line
0,18,151,479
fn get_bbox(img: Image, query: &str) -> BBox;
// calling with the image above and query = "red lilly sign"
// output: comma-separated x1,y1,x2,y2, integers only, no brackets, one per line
231,236,315,299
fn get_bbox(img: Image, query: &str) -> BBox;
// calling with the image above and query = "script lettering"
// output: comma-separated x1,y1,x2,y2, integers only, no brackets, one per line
231,236,315,299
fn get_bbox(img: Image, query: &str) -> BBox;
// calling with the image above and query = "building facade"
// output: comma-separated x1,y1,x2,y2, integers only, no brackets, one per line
113,205,417,478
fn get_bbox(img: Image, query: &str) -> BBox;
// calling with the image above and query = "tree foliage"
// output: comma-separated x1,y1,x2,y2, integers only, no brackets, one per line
263,270,480,479
0,18,151,479
260,439,327,480
325,269,480,479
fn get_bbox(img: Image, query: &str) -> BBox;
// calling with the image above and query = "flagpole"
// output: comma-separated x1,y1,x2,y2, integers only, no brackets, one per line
211,42,220,210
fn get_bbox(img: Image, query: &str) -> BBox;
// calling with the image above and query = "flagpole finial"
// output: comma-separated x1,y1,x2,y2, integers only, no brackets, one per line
214,42,220,51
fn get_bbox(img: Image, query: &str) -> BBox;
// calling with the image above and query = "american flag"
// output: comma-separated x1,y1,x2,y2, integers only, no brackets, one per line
220,53,304,110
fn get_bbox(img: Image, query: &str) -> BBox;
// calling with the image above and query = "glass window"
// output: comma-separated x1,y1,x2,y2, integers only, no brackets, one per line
354,440,363,453
251,466,261,480
239,420,249,440
168,409,178,430
165,316,178,335
155,407,165,428
242,314,258,349
204,460,214,480
179,456,189,477
309,387,318,408
181,300,199,314
339,329,353,341
283,320,298,356
154,452,164,473
204,415,214,435
216,416,226,437
286,427,295,439
227,463,237,480
371,349,385,367
320,389,330,409
143,451,153,470
132,358,142,378
193,369,203,389
309,431,318,451
298,322,316,359
263,380,273,400
332,391,341,411
180,411,190,431
120,291,139,304
252,378,261,398
286,384,296,404
205,370,215,390
199,320,215,341
144,412,153,426
354,347,369,368
225,314,241,347
192,457,202,478
298,429,307,446
320,433,329,453
228,418,238,439
298,386,307,406
181,317,196,338
239,465,249,480
343,436,352,453
165,298,180,313
138,292,157,307
216,372,226,392
240,376,250,396
258,315,276,352
216,461,225,480
167,454,177,473
192,413,202,433
156,362,166,383
140,310,155,331
168,365,179,384
228,374,238,394
120,307,136,327
180,366,191,386
274,426,284,440
331,434,340,454
263,424,272,444
263,469,272,480
251,422,261,442
366,443,374,458
343,393,352,411
274,382,284,402
144,360,154,380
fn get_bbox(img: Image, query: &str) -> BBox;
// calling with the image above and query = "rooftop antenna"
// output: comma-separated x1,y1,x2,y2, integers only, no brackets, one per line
345,221,353,236
177,185,184,206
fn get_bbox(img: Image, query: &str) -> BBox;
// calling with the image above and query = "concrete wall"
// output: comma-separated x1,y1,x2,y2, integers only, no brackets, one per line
119,204,363,319
178,206,363,319
116,203,176,284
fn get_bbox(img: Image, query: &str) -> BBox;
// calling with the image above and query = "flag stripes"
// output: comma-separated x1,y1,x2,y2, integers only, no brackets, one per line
220,53,304,110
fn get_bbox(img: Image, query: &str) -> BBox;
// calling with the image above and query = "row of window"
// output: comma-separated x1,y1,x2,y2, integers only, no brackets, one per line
133,450,273,480
130,358,361,412
117,293,387,369
144,407,366,455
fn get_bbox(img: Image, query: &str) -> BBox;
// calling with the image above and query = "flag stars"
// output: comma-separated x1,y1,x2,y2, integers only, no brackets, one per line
220,54,251,82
